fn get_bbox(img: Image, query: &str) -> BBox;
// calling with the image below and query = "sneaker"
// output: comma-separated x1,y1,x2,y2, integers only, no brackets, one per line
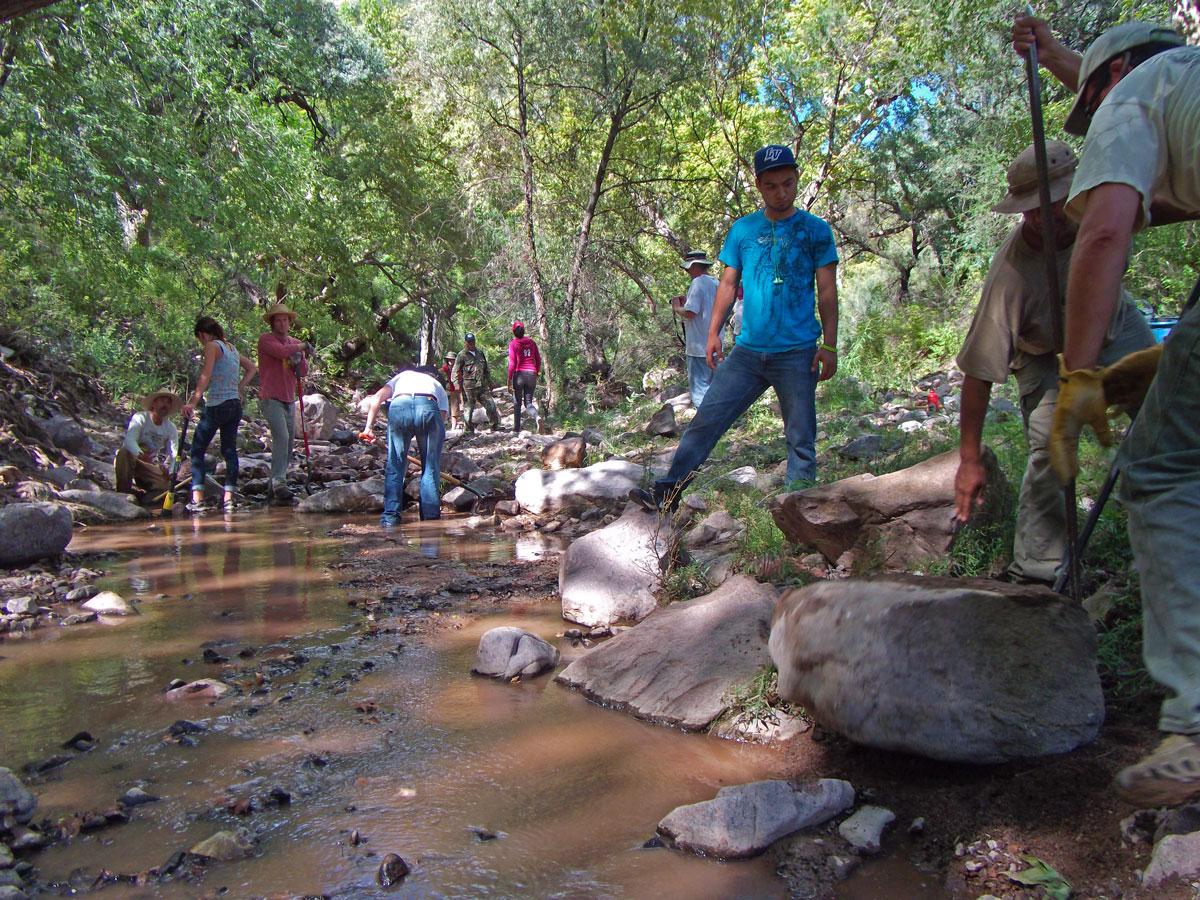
379,516,400,528
629,487,660,513
223,496,237,512
1115,734,1200,807
185,502,211,514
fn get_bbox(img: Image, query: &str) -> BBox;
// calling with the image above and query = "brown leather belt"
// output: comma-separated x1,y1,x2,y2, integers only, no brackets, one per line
394,392,438,401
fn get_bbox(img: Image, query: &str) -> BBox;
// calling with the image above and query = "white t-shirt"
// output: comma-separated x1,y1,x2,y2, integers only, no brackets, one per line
682,273,722,357
386,370,449,414
122,411,178,462
1068,46,1200,227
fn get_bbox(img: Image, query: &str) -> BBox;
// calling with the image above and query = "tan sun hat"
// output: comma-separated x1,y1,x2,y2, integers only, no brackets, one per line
142,389,183,414
1064,22,1184,136
263,302,298,325
991,141,1077,214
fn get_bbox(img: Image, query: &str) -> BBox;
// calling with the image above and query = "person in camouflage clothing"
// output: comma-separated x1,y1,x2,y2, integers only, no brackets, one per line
450,332,501,433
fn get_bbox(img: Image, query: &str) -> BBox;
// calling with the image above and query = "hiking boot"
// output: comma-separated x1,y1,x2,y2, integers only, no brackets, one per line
629,487,660,513
1115,734,1200,807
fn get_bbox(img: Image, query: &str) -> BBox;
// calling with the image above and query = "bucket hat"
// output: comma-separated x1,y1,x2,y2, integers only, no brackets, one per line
142,389,183,414
680,250,714,270
991,141,1077,213
263,302,298,325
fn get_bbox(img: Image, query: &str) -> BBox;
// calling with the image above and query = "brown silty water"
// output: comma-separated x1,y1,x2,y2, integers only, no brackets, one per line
1,510,799,897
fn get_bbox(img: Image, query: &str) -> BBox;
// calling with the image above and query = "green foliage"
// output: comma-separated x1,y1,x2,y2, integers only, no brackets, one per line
719,665,802,732
1009,855,1072,900
841,302,964,391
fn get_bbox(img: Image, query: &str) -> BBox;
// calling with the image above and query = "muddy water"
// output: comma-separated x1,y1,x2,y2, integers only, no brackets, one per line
0,511,793,897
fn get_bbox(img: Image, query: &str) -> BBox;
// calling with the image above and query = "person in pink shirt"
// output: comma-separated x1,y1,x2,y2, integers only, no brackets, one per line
257,302,311,504
506,320,542,433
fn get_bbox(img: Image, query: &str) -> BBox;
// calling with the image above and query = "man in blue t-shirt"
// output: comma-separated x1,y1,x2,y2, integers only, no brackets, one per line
632,144,839,512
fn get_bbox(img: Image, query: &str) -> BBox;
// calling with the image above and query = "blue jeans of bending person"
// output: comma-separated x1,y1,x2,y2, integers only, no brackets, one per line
655,344,818,503
190,398,242,491
383,395,445,523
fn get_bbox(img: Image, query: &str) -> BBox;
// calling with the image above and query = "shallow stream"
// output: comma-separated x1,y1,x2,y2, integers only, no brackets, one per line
1,511,796,897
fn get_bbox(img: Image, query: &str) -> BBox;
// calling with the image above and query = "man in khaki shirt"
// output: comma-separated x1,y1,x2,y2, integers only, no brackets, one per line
1017,17,1200,806
953,142,1151,583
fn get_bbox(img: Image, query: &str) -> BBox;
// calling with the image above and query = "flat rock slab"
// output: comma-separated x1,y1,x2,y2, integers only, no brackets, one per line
559,505,673,627
657,779,855,859
770,448,1007,570
57,489,148,521
297,477,384,514
164,679,231,701
472,627,559,680
556,575,777,730
514,459,645,516
769,576,1104,763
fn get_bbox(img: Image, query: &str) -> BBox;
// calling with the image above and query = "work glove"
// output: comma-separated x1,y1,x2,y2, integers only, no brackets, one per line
1049,344,1164,483
358,432,376,445
289,351,304,368
303,341,315,357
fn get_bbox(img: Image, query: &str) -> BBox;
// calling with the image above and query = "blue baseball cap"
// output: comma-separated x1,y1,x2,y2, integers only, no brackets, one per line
753,144,797,176
464,332,476,342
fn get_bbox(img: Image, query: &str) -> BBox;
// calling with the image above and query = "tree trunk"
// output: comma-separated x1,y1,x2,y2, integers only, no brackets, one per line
419,298,437,366
514,29,557,411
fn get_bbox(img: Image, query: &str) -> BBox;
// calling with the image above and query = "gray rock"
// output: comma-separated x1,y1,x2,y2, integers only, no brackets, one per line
57,489,148,521
82,591,135,616
0,768,37,824
839,434,883,460
296,477,384,514
0,503,73,566
657,779,855,859
770,577,1104,763
838,805,895,853
645,404,678,437
1144,832,1200,888
0,844,11,869
472,627,560,680
45,415,87,453
721,465,758,486
556,575,777,729
442,486,479,512
3,597,37,616
989,397,1019,415
120,787,161,807
899,420,923,434
514,459,646,516
60,612,98,626
684,511,745,549
295,393,339,441
559,505,673,628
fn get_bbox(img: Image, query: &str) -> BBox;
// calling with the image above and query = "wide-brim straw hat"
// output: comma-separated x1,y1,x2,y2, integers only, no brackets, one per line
263,302,298,325
142,389,183,414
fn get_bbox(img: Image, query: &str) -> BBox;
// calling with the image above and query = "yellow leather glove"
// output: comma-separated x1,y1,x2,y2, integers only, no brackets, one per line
1050,357,1112,484
1049,344,1164,483
1101,343,1163,409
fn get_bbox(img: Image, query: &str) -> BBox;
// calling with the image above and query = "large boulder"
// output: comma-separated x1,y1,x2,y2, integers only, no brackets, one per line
541,436,586,470
769,576,1104,763
770,448,1008,570
0,503,73,566
556,575,777,728
472,627,559,680
514,459,645,516
295,393,339,441
57,489,148,521
82,591,136,616
559,506,673,628
296,477,384,514
657,779,855,859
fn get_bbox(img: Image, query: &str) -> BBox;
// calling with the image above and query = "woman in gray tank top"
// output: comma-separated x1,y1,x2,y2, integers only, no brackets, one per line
182,317,257,512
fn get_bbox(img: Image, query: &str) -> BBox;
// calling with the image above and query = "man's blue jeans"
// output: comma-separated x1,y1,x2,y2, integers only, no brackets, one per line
656,344,818,500
383,396,445,522
687,355,715,407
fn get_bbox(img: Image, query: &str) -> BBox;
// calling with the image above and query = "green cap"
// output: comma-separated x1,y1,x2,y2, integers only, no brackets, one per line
1065,21,1184,136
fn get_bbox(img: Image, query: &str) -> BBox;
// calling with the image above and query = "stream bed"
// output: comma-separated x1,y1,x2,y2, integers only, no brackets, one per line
1,510,798,897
